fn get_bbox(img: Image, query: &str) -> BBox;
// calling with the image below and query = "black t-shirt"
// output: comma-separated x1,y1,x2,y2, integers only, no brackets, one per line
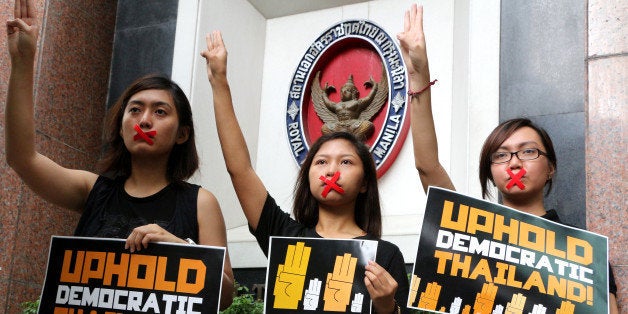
251,193,410,313
542,209,617,295
74,176,200,242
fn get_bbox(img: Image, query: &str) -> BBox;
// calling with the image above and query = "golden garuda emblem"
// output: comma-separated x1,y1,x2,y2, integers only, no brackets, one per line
311,67,388,140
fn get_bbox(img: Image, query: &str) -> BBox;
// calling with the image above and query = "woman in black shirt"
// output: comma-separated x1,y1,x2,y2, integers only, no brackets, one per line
204,31,409,313
399,4,618,313
5,0,233,309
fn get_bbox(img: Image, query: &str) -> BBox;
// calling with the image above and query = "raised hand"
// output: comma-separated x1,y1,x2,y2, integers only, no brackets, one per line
323,253,358,312
504,293,527,314
473,282,498,314
303,278,322,311
418,281,441,310
402,3,456,192
273,241,312,309
397,4,429,84
7,0,38,65
201,30,228,83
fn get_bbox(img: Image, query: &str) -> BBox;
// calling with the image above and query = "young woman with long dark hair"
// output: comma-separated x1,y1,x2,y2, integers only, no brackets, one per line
203,30,409,313
5,0,234,309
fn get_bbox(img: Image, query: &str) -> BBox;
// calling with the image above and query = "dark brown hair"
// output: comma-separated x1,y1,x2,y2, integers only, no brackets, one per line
479,118,557,199
97,75,198,182
293,132,382,238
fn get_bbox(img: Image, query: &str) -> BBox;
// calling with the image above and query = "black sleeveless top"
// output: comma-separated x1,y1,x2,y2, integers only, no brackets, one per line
74,176,200,243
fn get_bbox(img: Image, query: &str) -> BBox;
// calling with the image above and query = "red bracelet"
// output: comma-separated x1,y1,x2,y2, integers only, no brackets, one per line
407,79,438,98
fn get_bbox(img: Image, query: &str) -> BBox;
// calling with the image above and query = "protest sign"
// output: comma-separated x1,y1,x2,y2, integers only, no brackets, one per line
408,187,609,314
265,237,378,313
39,236,225,314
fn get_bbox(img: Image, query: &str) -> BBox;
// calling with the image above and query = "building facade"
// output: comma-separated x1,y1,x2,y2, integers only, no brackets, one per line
0,0,624,312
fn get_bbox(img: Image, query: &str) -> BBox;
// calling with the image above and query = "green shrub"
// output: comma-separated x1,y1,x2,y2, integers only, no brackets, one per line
21,299,39,314
220,283,264,314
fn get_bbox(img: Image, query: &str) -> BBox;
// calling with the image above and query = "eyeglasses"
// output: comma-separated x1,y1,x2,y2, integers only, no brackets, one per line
490,148,547,164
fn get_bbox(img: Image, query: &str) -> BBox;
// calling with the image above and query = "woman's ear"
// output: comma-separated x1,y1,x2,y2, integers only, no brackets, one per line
547,171,555,182
176,126,190,144
547,162,556,181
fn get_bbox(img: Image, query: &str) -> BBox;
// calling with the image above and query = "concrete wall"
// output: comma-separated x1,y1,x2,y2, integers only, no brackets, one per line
107,0,179,109
500,1,626,309
500,1,587,229
175,0,499,268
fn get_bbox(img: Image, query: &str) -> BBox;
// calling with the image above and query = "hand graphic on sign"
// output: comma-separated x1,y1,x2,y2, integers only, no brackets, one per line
555,301,575,314
473,282,498,314
529,304,546,314
350,293,364,312
449,297,462,314
462,304,471,314
408,274,421,307
418,281,441,310
323,253,358,312
273,241,312,309
492,304,504,314
303,278,322,311
504,293,526,314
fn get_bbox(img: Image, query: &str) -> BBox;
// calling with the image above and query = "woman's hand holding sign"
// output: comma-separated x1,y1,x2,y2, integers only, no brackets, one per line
125,224,184,253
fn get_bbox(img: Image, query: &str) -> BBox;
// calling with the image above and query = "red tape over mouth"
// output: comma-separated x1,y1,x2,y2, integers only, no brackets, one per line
133,124,156,145
506,168,526,190
319,171,345,198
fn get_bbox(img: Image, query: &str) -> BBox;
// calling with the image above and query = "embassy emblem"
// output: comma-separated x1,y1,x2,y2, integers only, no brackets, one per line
285,20,409,177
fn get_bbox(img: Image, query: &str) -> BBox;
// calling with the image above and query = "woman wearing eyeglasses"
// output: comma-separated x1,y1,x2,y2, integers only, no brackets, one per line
398,4,619,313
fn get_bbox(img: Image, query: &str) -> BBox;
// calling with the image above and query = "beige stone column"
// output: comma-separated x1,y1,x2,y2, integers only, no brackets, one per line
586,0,627,311
0,0,116,312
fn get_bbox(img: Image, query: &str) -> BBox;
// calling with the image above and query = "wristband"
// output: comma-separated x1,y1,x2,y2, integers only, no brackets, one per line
185,238,196,245
407,79,437,98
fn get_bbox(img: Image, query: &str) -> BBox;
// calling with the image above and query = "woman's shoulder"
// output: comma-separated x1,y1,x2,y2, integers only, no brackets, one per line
196,187,219,209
